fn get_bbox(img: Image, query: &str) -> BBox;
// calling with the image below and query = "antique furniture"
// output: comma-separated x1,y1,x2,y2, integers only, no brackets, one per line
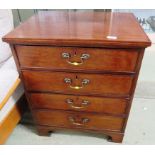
3,11,151,143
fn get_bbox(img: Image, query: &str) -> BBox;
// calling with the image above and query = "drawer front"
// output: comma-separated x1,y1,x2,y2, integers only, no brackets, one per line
23,71,133,96
16,45,138,72
30,93,127,115
34,110,124,131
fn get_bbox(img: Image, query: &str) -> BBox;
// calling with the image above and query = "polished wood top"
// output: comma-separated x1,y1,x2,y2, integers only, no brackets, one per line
3,11,151,48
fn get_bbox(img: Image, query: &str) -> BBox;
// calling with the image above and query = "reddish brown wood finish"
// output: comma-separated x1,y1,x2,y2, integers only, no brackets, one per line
22,71,133,96
33,110,124,131
16,45,138,73
2,11,151,143
122,50,145,132
36,125,124,142
29,93,128,115
3,11,151,48
9,45,21,75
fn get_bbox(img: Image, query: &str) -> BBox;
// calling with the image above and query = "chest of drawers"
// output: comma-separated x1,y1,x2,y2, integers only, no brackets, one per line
3,11,151,143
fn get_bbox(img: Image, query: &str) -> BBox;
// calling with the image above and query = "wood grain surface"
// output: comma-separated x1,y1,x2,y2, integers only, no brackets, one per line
3,11,151,48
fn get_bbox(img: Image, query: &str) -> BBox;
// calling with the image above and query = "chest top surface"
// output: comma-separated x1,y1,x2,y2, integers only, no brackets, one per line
3,11,151,48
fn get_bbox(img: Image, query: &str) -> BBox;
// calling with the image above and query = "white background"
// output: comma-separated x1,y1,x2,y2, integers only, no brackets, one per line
1,0,155,154
0,0,155,9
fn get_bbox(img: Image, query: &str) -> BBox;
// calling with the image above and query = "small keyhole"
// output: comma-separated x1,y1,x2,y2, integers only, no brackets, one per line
75,75,78,79
75,96,79,104
76,96,79,101
74,51,77,56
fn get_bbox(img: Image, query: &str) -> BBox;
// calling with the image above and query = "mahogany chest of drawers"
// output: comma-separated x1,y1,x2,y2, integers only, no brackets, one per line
3,11,151,143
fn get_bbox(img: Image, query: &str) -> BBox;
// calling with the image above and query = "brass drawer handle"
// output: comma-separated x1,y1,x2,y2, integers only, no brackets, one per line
68,116,89,126
62,52,90,66
66,99,90,109
64,78,90,90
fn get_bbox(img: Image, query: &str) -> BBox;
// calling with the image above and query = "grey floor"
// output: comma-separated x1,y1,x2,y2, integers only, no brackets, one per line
5,81,155,145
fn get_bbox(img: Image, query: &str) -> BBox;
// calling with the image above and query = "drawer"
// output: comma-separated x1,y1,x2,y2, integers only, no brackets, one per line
23,71,133,96
30,93,127,115
33,110,124,131
16,45,138,73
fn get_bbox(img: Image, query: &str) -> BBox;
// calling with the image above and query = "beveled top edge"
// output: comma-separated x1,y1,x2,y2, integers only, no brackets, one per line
3,11,151,48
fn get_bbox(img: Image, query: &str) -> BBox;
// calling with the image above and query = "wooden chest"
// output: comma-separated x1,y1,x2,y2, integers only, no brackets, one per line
3,11,151,143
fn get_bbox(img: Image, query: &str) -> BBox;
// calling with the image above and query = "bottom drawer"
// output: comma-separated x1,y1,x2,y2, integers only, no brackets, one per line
33,110,124,131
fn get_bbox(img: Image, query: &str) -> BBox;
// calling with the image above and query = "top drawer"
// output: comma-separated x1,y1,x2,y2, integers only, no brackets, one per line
16,45,138,73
